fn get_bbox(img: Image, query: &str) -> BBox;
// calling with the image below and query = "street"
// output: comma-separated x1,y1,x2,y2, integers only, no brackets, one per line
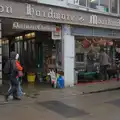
0,87,120,120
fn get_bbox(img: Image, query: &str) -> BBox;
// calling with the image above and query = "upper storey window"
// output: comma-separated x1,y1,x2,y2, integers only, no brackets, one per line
110,0,118,14
88,0,109,12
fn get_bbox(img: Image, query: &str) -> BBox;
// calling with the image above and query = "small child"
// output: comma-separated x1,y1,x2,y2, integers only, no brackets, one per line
16,60,24,96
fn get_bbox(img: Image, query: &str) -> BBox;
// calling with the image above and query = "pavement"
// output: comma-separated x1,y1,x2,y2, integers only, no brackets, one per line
0,81,120,120
1,79,120,95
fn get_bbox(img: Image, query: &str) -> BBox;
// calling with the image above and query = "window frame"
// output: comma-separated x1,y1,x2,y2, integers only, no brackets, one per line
110,0,119,14
79,0,87,6
87,0,100,10
67,0,120,16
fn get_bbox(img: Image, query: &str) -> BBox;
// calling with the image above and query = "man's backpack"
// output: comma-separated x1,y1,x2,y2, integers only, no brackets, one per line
3,60,11,74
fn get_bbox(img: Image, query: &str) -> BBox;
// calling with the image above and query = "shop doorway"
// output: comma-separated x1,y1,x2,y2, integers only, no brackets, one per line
2,18,62,89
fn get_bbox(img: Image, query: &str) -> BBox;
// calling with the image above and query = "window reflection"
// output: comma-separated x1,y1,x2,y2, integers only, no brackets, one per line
110,0,118,13
100,0,109,12
79,0,86,6
88,0,99,9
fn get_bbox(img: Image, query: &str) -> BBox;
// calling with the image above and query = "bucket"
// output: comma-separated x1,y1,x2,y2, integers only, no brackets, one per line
27,73,36,83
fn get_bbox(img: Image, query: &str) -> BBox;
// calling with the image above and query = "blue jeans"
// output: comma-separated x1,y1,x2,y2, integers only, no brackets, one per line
8,81,23,97
18,82,23,96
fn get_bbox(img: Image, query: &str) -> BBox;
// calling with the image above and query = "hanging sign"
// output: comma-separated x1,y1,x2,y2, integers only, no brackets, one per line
52,26,62,40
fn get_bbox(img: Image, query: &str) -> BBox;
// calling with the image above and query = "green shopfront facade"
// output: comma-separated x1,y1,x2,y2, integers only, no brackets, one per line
1,0,120,86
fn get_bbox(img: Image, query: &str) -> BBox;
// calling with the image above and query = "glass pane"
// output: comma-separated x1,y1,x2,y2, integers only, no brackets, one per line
76,53,84,62
15,36,19,41
31,32,35,37
88,0,99,9
79,0,86,6
25,32,35,39
110,0,118,13
19,36,23,40
100,0,109,12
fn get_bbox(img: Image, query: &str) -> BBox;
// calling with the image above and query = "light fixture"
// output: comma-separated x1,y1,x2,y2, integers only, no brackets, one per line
90,0,96,2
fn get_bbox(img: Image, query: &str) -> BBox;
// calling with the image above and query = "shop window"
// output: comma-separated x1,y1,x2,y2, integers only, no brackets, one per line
2,39,9,45
99,0,109,12
88,0,109,12
110,0,118,13
76,53,84,62
68,0,87,6
2,38,9,58
78,0,86,6
15,36,23,41
88,0,99,9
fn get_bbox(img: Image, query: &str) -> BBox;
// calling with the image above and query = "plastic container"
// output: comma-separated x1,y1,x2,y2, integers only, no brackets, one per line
27,73,36,83
57,76,64,89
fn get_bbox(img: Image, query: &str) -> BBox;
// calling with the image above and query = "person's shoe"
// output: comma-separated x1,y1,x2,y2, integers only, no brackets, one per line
4,95,8,102
13,97,21,100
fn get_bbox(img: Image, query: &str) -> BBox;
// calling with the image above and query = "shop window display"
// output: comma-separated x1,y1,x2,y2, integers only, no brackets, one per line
75,37,116,82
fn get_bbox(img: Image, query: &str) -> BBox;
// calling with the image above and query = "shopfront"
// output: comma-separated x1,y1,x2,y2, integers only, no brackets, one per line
2,18,62,86
71,26,120,84
0,0,120,86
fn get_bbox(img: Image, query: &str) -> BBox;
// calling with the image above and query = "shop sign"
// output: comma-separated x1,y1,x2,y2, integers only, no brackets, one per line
89,15,120,27
12,21,56,31
0,4,12,14
72,27,120,38
52,26,62,40
1,0,120,29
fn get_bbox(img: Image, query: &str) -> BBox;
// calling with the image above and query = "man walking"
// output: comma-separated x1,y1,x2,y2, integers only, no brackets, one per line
4,51,20,101
99,49,110,80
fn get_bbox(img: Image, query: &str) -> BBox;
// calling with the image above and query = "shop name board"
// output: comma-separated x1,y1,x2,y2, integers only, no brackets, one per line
0,0,120,30
26,4,84,22
89,15,120,27
12,22,56,31
0,4,12,14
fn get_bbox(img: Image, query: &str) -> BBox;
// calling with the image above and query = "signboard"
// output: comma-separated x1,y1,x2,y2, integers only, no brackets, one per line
12,21,56,31
72,27,120,38
52,26,62,40
0,0,120,29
